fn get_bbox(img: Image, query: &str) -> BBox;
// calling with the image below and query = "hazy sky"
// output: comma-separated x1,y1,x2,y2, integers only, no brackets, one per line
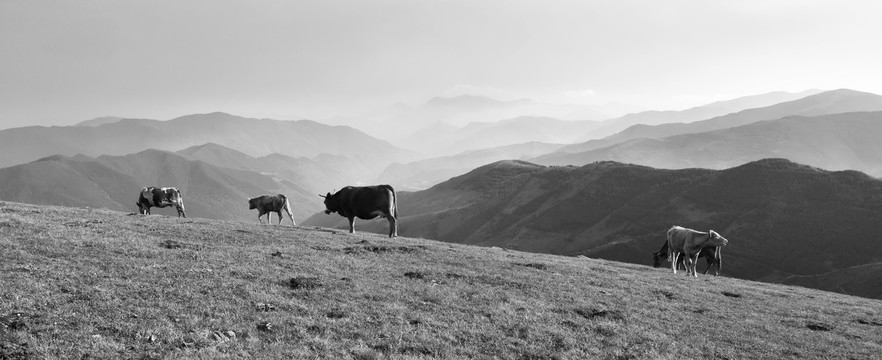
2,0,882,129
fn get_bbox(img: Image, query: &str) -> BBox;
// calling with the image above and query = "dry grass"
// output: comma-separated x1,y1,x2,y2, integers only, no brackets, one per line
1,201,880,359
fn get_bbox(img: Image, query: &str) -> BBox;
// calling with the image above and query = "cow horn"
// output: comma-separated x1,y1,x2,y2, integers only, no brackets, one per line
319,194,326,198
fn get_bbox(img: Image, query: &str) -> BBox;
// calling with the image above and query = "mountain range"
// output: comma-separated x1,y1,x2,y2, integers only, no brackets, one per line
361,91,822,156
304,158,882,299
546,89,882,157
584,89,824,140
534,111,882,176
377,142,565,190
0,112,414,176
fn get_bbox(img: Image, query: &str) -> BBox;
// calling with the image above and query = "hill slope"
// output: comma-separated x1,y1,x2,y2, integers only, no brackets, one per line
1,202,880,359
306,159,882,299
0,150,319,222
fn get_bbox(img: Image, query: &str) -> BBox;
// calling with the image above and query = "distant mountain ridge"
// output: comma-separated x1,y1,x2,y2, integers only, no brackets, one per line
377,142,565,190
304,158,882,299
551,89,882,156
534,111,882,176
0,112,414,172
585,89,824,140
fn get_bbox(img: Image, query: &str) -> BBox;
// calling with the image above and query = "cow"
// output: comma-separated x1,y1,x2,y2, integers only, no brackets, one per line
136,187,186,218
320,185,398,237
652,241,722,276
665,225,728,277
248,194,295,226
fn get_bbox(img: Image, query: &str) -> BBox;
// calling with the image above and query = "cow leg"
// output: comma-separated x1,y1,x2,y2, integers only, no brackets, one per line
348,217,355,233
387,216,397,238
284,208,296,226
670,252,679,275
689,252,701,277
276,211,283,225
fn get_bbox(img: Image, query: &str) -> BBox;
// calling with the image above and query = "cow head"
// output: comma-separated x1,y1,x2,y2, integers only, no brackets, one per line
707,230,729,247
320,192,337,214
248,197,259,210
651,251,668,268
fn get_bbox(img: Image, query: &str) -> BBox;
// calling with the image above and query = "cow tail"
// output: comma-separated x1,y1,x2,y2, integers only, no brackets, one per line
280,194,292,212
390,185,398,219
381,185,398,218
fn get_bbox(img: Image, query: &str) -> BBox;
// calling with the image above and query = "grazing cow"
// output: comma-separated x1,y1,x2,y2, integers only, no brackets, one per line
136,187,186,217
666,225,728,277
248,194,295,226
320,185,398,237
652,241,722,276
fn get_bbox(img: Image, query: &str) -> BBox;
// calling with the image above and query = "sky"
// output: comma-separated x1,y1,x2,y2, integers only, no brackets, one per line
2,0,882,129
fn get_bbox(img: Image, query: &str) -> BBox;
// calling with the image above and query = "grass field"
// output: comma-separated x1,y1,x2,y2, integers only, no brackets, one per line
1,201,880,359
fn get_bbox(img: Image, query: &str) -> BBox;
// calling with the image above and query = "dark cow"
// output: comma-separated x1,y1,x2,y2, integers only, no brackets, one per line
248,194,295,226
652,241,722,276
136,187,186,217
321,185,398,237
665,225,728,277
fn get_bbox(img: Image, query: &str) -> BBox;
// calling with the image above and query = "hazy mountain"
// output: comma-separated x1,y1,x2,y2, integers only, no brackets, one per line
177,142,378,195
0,149,321,222
402,116,599,157
554,89,882,155
303,158,882,298
443,117,600,154
341,95,611,154
73,116,123,127
377,142,566,190
586,89,824,140
534,111,882,176
0,112,415,173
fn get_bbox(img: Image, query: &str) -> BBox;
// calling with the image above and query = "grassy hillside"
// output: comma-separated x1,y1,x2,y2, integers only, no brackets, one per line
306,159,882,300
2,201,880,359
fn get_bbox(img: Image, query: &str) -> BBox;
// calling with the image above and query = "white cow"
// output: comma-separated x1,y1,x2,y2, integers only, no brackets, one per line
666,225,729,277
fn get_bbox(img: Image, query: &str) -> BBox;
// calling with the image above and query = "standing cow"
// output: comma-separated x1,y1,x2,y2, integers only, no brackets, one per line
652,241,722,276
136,187,186,217
248,194,295,226
320,185,398,237
666,225,728,277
